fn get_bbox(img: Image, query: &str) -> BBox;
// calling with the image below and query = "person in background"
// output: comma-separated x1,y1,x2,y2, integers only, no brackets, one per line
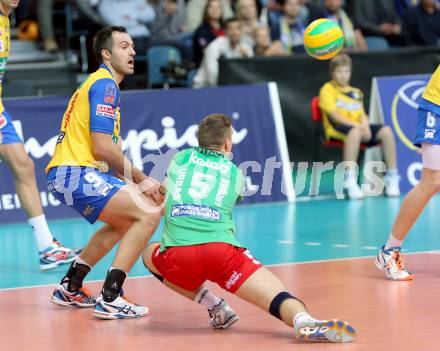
323,0,367,52
37,0,58,52
236,0,264,47
150,0,187,42
253,25,288,56
98,0,156,54
270,0,305,54
402,0,440,46
193,17,253,87
350,0,402,47
319,54,400,200
186,0,233,32
192,0,225,67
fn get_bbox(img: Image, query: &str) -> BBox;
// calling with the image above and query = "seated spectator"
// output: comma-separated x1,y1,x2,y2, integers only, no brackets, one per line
323,0,367,52
298,0,323,24
186,0,234,32
193,0,225,67
193,17,253,87
351,0,402,48
98,0,155,53
236,0,264,46
319,54,400,200
74,0,105,27
270,0,306,54
150,0,187,41
402,0,440,46
37,0,58,52
253,25,288,55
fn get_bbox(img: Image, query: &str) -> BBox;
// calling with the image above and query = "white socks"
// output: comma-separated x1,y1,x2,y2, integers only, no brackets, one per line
28,214,53,251
194,287,222,310
384,233,403,251
293,312,316,327
386,169,398,177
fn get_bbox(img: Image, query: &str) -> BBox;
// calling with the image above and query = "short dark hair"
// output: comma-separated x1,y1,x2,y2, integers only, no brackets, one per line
93,26,127,64
225,17,240,29
198,114,232,149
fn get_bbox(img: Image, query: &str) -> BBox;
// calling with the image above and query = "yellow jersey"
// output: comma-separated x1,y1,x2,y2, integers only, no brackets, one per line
319,80,365,140
422,65,440,108
46,64,121,172
0,11,10,113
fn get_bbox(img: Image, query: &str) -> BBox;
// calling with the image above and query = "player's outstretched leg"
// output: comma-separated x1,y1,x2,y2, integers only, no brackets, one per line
142,242,239,329
376,165,440,280
234,267,356,343
0,142,80,270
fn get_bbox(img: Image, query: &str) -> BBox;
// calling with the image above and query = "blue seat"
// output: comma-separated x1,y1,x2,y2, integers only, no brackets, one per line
365,36,389,51
147,45,182,88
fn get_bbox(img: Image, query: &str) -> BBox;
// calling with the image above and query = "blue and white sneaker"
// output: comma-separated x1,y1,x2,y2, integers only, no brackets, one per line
375,246,413,281
294,319,356,343
39,240,82,271
50,284,96,308
93,294,149,320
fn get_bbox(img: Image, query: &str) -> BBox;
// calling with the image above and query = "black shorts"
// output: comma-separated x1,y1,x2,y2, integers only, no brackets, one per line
330,122,385,147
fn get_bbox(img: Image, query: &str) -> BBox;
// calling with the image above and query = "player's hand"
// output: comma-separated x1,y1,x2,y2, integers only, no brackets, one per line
139,177,165,206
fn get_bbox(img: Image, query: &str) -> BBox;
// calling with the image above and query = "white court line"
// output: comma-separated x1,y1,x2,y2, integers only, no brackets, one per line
1,250,439,292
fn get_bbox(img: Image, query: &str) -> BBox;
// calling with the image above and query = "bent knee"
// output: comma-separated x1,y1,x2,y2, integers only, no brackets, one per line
421,173,440,192
142,242,160,273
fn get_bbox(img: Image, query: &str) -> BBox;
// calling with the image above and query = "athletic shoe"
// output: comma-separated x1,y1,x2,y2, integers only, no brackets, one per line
384,174,401,197
294,319,356,343
375,246,413,281
39,239,82,271
93,294,149,320
50,284,96,308
346,182,364,200
208,300,239,329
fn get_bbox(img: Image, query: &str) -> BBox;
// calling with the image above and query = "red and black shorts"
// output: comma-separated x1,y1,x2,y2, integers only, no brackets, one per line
152,242,263,293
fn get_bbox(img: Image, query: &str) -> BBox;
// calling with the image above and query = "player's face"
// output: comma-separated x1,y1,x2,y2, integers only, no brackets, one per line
0,0,20,8
109,32,135,76
332,65,351,87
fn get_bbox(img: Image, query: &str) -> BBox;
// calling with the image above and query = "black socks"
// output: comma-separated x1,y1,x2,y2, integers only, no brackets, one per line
62,261,91,292
102,269,127,302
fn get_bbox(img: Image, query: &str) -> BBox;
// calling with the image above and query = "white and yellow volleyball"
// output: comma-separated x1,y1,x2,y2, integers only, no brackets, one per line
303,19,345,60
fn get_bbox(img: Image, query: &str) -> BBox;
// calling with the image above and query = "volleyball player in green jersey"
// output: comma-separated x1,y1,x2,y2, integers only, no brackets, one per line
143,114,356,343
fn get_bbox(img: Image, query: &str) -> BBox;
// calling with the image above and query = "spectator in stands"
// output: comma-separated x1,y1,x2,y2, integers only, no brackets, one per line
186,0,233,32
37,0,58,52
350,0,402,48
74,0,105,27
270,0,306,54
150,0,187,41
253,25,288,56
319,54,400,200
323,0,367,52
193,17,253,87
98,0,155,54
298,0,323,24
192,0,225,67
236,0,264,46
402,0,440,46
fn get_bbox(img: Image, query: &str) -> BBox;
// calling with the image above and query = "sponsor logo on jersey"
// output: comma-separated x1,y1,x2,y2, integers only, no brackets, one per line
96,104,115,118
171,204,221,220
0,113,7,129
104,84,117,104
189,151,230,175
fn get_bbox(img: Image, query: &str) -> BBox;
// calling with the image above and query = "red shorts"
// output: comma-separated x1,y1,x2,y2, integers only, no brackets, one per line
152,242,263,293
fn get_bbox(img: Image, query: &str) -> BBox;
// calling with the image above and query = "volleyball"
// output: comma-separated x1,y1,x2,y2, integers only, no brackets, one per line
303,19,344,60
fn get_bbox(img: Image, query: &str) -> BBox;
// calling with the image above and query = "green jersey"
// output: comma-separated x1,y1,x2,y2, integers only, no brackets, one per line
160,147,245,251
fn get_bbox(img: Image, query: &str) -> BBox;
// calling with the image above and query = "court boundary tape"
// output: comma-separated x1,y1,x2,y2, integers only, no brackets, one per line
2,249,439,292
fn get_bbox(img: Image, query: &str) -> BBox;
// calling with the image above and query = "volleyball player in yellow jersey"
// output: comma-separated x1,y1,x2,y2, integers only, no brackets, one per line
319,54,400,200
46,26,163,319
0,0,80,270
376,65,440,281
